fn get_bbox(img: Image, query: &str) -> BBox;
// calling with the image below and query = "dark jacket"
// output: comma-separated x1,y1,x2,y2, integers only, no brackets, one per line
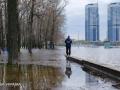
65,38,72,48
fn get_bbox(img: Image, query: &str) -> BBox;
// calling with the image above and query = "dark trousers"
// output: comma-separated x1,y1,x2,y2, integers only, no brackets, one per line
66,47,71,55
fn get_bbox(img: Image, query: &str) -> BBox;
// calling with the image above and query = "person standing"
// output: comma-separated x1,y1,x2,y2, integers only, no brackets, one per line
65,36,72,56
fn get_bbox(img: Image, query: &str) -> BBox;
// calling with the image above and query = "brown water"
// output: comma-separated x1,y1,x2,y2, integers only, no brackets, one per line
0,64,64,90
0,62,119,90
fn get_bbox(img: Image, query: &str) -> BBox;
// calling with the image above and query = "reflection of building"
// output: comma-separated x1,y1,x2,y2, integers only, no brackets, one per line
85,73,98,86
85,4,99,42
108,3,120,42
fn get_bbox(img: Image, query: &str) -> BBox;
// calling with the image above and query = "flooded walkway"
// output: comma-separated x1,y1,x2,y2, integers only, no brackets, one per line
0,62,119,90
0,48,65,67
0,48,119,90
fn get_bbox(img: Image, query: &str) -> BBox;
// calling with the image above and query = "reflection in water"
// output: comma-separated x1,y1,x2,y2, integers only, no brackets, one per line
0,64,64,90
0,62,118,90
86,73,99,86
65,61,72,78
62,61,118,90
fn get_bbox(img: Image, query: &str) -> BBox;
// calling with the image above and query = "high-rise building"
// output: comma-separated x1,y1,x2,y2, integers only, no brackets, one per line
108,3,120,42
85,4,99,42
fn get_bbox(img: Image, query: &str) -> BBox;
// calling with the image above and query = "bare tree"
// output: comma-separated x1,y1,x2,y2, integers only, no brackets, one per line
0,0,67,63
7,0,19,64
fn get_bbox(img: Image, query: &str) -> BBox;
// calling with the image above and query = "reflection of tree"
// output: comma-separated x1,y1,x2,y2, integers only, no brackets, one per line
20,65,64,90
6,64,21,90
0,64,64,90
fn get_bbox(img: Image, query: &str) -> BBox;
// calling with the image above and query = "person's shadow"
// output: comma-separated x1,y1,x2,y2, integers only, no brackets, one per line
65,60,72,78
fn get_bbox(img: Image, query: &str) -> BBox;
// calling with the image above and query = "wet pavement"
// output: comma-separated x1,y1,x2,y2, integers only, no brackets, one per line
0,47,119,90
71,46,120,72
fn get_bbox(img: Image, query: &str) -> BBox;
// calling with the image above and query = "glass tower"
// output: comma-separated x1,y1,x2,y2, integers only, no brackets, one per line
85,4,99,42
108,3,120,42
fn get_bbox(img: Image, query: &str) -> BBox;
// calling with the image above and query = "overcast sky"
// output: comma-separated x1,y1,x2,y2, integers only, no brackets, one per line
65,0,120,41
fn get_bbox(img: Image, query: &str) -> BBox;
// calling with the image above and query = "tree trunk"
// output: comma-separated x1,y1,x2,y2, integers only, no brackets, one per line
7,0,19,64
50,11,55,49
28,0,34,54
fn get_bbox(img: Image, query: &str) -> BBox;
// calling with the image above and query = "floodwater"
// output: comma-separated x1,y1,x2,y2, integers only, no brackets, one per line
0,64,64,90
0,47,119,90
0,61,118,90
